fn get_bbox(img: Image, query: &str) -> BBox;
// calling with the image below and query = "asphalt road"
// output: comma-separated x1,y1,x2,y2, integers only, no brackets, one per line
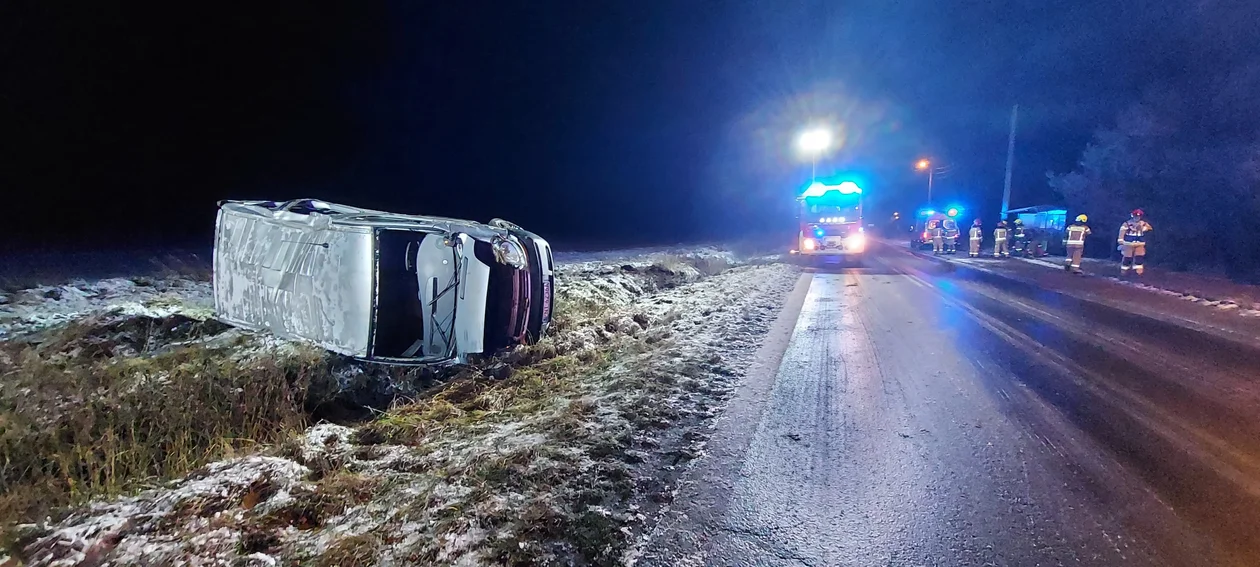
640,243,1260,566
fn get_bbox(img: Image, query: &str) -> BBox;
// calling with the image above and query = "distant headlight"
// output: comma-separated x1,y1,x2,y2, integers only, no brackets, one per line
492,236,528,268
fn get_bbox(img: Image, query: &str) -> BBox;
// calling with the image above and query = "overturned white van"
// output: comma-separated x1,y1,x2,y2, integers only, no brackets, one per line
212,199,554,364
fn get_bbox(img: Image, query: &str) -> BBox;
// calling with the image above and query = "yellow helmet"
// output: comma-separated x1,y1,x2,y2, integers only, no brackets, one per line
1013,218,1023,225
1076,214,1088,222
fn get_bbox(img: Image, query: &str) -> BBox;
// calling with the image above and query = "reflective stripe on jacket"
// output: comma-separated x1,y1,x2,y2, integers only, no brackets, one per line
1065,224,1090,244
994,228,1008,240
1119,220,1152,243
969,227,983,240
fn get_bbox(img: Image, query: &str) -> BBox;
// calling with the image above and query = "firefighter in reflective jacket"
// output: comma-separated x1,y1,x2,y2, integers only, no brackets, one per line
1118,209,1153,276
993,221,1010,257
969,219,983,257
1011,219,1030,257
929,220,944,254
1064,214,1091,274
942,218,960,254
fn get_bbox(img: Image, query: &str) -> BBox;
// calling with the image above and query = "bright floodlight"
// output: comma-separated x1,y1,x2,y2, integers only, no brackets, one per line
798,128,832,153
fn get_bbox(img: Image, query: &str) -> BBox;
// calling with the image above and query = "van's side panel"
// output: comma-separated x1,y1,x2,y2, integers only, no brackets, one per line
213,208,375,356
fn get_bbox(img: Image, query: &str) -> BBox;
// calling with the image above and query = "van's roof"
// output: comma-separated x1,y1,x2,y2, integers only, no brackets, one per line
219,199,507,241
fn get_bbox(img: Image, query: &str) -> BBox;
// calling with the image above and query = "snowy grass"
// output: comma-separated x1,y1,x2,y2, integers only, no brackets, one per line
0,312,324,525
3,249,800,566
651,253,735,278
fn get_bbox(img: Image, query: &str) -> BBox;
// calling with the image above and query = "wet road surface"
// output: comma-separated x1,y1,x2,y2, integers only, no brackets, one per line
640,245,1260,566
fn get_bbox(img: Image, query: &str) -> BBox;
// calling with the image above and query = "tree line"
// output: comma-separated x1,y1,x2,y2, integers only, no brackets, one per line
1049,73,1260,280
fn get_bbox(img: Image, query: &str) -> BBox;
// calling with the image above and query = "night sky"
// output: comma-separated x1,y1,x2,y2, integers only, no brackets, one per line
3,1,1256,252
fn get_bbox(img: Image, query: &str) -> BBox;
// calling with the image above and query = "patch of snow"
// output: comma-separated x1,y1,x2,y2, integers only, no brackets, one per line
300,423,355,463
243,552,279,566
21,457,308,567
0,276,212,339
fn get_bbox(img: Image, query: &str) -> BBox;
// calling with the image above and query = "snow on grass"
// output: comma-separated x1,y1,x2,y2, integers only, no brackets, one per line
4,249,800,566
0,276,213,339
1106,277,1260,317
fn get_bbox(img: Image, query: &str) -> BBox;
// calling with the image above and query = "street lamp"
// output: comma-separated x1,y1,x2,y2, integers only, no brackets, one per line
914,158,948,206
798,128,832,181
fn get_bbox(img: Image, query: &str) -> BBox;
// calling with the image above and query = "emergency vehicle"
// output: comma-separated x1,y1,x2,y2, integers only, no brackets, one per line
793,180,865,264
909,206,964,250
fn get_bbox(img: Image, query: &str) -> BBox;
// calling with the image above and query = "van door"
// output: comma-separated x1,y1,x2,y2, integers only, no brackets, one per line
413,232,486,358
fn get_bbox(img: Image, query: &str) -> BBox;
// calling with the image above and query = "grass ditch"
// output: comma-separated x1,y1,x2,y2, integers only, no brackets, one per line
0,315,324,525
360,341,642,566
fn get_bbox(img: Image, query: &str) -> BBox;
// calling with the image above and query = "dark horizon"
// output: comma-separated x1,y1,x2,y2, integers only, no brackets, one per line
4,1,1257,260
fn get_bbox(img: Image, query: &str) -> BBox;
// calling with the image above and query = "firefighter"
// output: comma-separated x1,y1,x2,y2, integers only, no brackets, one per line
968,219,983,257
1011,219,1030,257
993,221,1010,257
929,220,944,255
1118,208,1153,276
942,218,960,254
1064,214,1091,274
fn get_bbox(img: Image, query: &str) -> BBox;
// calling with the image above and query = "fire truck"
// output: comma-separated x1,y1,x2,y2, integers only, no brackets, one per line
793,180,865,265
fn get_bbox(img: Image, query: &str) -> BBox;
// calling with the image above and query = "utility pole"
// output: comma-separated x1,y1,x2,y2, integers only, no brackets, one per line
927,167,934,206
1001,104,1018,218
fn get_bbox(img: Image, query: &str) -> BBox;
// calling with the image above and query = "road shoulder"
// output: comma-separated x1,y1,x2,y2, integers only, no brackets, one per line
634,272,812,566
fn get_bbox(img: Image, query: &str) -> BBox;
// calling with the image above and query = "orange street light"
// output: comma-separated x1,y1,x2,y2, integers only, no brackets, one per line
916,159,930,170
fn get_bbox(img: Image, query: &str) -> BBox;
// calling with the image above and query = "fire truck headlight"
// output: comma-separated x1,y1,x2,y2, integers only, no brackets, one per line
803,238,817,251
846,234,866,251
